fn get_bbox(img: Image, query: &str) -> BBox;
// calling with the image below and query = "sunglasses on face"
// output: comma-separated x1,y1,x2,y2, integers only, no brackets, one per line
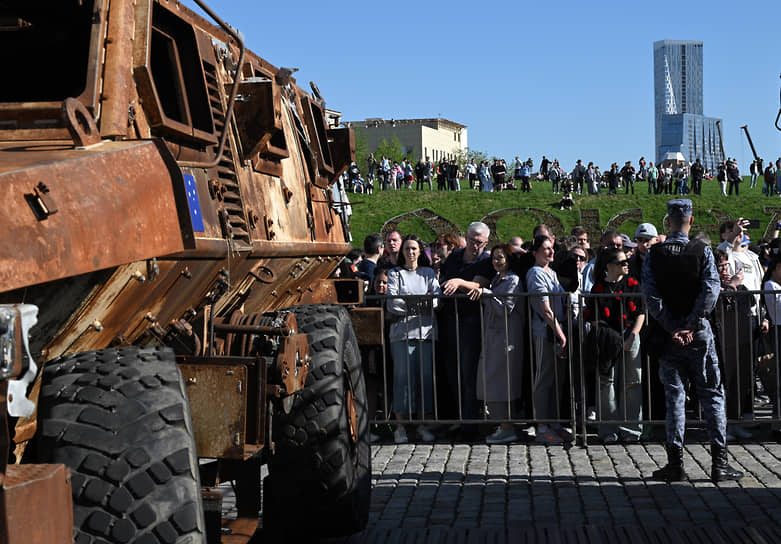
576,255,587,262
611,259,629,266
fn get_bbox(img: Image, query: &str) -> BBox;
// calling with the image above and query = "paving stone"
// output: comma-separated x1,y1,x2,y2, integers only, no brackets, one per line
234,438,781,541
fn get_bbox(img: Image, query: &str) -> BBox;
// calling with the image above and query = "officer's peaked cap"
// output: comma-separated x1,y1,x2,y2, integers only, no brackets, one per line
667,199,693,218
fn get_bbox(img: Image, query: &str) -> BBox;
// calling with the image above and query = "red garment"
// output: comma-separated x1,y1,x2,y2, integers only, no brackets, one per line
584,276,644,330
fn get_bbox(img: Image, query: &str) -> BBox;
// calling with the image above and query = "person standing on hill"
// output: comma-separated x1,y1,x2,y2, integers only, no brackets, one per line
727,160,742,196
465,159,478,190
572,159,586,194
447,159,460,191
541,156,551,180
415,157,432,191
690,158,704,195
437,158,449,191
763,160,775,196
621,161,636,194
647,162,659,194
750,160,759,189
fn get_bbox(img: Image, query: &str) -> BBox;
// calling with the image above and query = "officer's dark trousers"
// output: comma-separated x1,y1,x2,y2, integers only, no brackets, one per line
659,331,727,448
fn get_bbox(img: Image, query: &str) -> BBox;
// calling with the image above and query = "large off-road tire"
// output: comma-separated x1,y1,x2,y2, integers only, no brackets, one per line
265,304,370,538
35,346,205,544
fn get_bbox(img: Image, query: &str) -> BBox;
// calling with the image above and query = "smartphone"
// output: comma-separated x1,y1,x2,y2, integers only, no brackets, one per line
746,219,760,229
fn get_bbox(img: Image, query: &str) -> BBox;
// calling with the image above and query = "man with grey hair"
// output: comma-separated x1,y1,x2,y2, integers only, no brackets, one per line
439,222,493,435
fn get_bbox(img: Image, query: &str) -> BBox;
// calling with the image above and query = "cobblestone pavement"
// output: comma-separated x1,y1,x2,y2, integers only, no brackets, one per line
219,438,781,542
323,440,781,543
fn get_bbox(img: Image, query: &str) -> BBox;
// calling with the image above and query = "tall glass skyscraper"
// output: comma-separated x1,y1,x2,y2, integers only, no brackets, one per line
653,40,723,170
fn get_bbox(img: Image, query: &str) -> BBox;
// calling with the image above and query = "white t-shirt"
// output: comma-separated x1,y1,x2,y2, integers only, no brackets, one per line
764,279,781,326
717,242,763,317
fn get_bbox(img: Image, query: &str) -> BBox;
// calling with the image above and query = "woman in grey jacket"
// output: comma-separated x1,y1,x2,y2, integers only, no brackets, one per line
473,244,525,444
386,234,442,443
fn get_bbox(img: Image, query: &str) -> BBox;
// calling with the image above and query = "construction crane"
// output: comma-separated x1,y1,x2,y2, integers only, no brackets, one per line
777,72,781,131
740,125,763,172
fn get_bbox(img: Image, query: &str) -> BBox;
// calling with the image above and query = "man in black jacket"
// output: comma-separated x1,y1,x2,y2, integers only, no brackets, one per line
690,158,705,195
572,160,586,194
727,160,742,196
621,161,636,194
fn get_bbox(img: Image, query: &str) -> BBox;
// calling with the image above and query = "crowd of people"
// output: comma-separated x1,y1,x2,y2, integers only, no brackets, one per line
345,154,781,200
345,208,780,466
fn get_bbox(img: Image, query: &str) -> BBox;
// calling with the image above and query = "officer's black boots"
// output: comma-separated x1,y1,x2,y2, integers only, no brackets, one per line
711,444,744,482
652,444,687,481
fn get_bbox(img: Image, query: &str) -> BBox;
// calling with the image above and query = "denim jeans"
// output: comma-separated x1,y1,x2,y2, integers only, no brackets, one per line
391,340,434,416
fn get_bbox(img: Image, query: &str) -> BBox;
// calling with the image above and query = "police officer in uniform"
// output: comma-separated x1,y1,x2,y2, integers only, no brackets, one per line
641,199,743,483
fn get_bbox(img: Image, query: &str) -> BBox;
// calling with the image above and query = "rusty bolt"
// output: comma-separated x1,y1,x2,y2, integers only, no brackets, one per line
91,320,104,332
208,178,223,200
236,381,242,393
132,270,146,282
271,290,278,297
247,208,259,229
234,433,241,447
187,377,197,385
144,312,157,322
180,267,192,279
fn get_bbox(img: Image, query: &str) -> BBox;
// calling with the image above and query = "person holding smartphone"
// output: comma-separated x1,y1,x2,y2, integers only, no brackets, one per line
717,218,769,420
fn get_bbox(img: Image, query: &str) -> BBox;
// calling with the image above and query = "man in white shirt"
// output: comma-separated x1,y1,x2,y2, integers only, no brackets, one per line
717,218,769,423
717,219,766,314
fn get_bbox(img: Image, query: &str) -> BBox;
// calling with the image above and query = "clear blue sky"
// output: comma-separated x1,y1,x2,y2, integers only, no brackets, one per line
186,0,780,171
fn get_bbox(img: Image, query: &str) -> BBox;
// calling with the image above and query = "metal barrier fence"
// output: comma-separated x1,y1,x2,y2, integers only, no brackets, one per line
363,289,781,446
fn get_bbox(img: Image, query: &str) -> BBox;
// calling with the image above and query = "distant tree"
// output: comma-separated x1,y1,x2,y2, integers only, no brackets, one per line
353,128,369,171
454,148,490,175
375,136,406,164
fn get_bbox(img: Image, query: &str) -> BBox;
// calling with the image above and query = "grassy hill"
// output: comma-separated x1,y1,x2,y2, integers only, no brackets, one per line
348,177,781,246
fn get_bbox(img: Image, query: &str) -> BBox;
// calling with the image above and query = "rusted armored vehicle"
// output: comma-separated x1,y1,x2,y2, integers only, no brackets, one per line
0,1,375,542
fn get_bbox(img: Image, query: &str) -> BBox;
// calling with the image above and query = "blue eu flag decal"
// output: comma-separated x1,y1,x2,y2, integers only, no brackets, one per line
184,174,204,232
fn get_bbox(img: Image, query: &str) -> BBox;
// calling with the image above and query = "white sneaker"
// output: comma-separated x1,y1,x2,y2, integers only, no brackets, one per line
416,425,435,442
486,426,518,445
587,407,597,421
394,426,408,444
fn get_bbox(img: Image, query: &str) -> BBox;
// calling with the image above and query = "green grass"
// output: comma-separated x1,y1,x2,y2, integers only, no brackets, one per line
349,177,781,246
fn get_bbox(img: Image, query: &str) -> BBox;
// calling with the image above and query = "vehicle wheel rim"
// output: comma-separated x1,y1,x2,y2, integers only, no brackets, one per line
346,387,358,445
